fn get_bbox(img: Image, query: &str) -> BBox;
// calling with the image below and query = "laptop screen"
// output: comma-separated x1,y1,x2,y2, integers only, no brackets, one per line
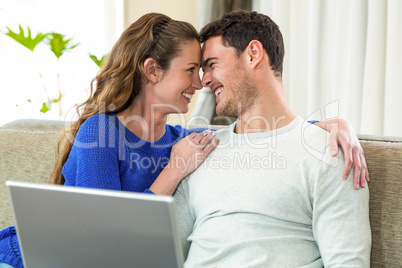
7,181,184,268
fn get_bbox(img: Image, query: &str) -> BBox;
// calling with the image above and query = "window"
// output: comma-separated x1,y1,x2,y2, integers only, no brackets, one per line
0,0,123,125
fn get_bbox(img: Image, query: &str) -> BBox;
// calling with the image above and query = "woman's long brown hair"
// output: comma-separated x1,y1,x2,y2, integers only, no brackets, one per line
48,13,199,185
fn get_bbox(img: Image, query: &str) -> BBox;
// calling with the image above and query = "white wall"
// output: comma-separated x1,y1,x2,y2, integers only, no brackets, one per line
124,0,200,30
0,0,115,125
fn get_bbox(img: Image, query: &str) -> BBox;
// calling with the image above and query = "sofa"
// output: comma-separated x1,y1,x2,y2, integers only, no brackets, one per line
0,118,401,267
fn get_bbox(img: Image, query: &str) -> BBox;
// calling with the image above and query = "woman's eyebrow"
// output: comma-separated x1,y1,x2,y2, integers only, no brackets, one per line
187,62,200,67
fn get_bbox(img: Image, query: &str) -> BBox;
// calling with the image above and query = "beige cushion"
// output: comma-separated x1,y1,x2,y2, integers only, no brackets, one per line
359,135,402,267
0,120,67,228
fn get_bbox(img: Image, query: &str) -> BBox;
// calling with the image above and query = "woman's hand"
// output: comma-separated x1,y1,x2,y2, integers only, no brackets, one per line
314,119,370,189
168,130,219,177
150,130,219,195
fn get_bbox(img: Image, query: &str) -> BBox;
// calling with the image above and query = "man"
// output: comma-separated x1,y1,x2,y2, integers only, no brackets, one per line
174,10,371,267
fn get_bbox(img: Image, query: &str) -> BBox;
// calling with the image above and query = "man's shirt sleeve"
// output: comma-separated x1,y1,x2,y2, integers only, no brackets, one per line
311,148,371,267
173,179,195,259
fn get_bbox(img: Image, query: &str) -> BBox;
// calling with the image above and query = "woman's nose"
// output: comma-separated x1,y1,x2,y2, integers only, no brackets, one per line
193,74,202,90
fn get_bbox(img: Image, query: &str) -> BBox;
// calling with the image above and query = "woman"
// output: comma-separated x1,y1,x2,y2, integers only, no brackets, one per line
53,13,219,196
0,13,217,268
0,13,368,268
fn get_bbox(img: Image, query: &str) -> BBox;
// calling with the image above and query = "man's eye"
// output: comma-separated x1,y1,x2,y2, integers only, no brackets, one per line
209,63,215,68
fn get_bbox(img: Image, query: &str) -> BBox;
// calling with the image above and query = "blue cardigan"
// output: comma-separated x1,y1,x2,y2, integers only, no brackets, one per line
0,113,205,268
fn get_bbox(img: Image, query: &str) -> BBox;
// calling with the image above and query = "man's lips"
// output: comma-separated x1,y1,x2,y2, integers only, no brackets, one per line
211,85,223,97
214,87,223,97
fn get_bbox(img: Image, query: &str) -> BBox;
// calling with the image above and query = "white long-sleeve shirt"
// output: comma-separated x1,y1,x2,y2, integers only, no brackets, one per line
174,116,371,268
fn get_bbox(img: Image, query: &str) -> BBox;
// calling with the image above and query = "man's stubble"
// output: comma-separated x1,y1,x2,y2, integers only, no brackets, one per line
216,64,259,118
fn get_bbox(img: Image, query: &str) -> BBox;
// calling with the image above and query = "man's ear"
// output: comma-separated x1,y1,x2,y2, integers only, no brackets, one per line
246,40,264,69
144,58,162,83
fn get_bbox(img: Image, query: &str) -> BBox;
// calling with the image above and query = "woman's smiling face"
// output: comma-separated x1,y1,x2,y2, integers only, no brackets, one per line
152,39,202,114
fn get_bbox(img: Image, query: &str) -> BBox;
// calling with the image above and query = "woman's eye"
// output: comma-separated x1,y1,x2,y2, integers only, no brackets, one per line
187,67,195,73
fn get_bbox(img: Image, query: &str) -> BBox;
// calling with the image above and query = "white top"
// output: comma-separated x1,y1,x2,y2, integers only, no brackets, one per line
174,116,371,268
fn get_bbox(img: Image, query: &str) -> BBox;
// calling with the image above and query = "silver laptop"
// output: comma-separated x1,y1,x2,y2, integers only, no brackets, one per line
6,180,184,268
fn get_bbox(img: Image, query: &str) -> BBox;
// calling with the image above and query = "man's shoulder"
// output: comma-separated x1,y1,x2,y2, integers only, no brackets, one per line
275,118,343,171
296,120,336,162
214,125,232,138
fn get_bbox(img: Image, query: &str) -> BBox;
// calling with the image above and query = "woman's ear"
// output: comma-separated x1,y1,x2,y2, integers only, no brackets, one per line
246,40,264,69
144,58,162,83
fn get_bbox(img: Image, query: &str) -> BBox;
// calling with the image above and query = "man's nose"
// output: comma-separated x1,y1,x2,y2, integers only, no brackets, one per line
201,71,212,88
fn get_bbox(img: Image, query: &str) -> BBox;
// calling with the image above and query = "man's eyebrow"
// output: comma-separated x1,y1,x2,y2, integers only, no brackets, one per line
202,57,217,69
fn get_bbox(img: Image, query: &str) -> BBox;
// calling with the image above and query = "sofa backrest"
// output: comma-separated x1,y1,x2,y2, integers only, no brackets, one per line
358,135,402,267
0,119,401,267
0,119,70,228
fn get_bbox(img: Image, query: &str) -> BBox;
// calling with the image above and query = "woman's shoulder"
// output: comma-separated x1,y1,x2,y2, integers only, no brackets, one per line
167,124,212,138
76,113,119,143
81,113,117,129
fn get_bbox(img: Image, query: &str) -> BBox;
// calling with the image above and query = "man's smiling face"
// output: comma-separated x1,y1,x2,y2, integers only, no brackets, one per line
201,36,257,117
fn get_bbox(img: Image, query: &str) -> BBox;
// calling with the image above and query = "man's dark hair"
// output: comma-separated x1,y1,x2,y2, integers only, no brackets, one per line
200,10,284,78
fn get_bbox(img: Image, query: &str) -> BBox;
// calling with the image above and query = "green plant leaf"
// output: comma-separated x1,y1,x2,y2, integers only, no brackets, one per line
51,93,62,103
40,102,49,113
3,25,47,51
47,33,79,59
89,53,109,67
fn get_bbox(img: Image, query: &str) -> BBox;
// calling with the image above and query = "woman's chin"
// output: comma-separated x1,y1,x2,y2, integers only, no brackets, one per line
178,103,190,114
167,106,188,115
